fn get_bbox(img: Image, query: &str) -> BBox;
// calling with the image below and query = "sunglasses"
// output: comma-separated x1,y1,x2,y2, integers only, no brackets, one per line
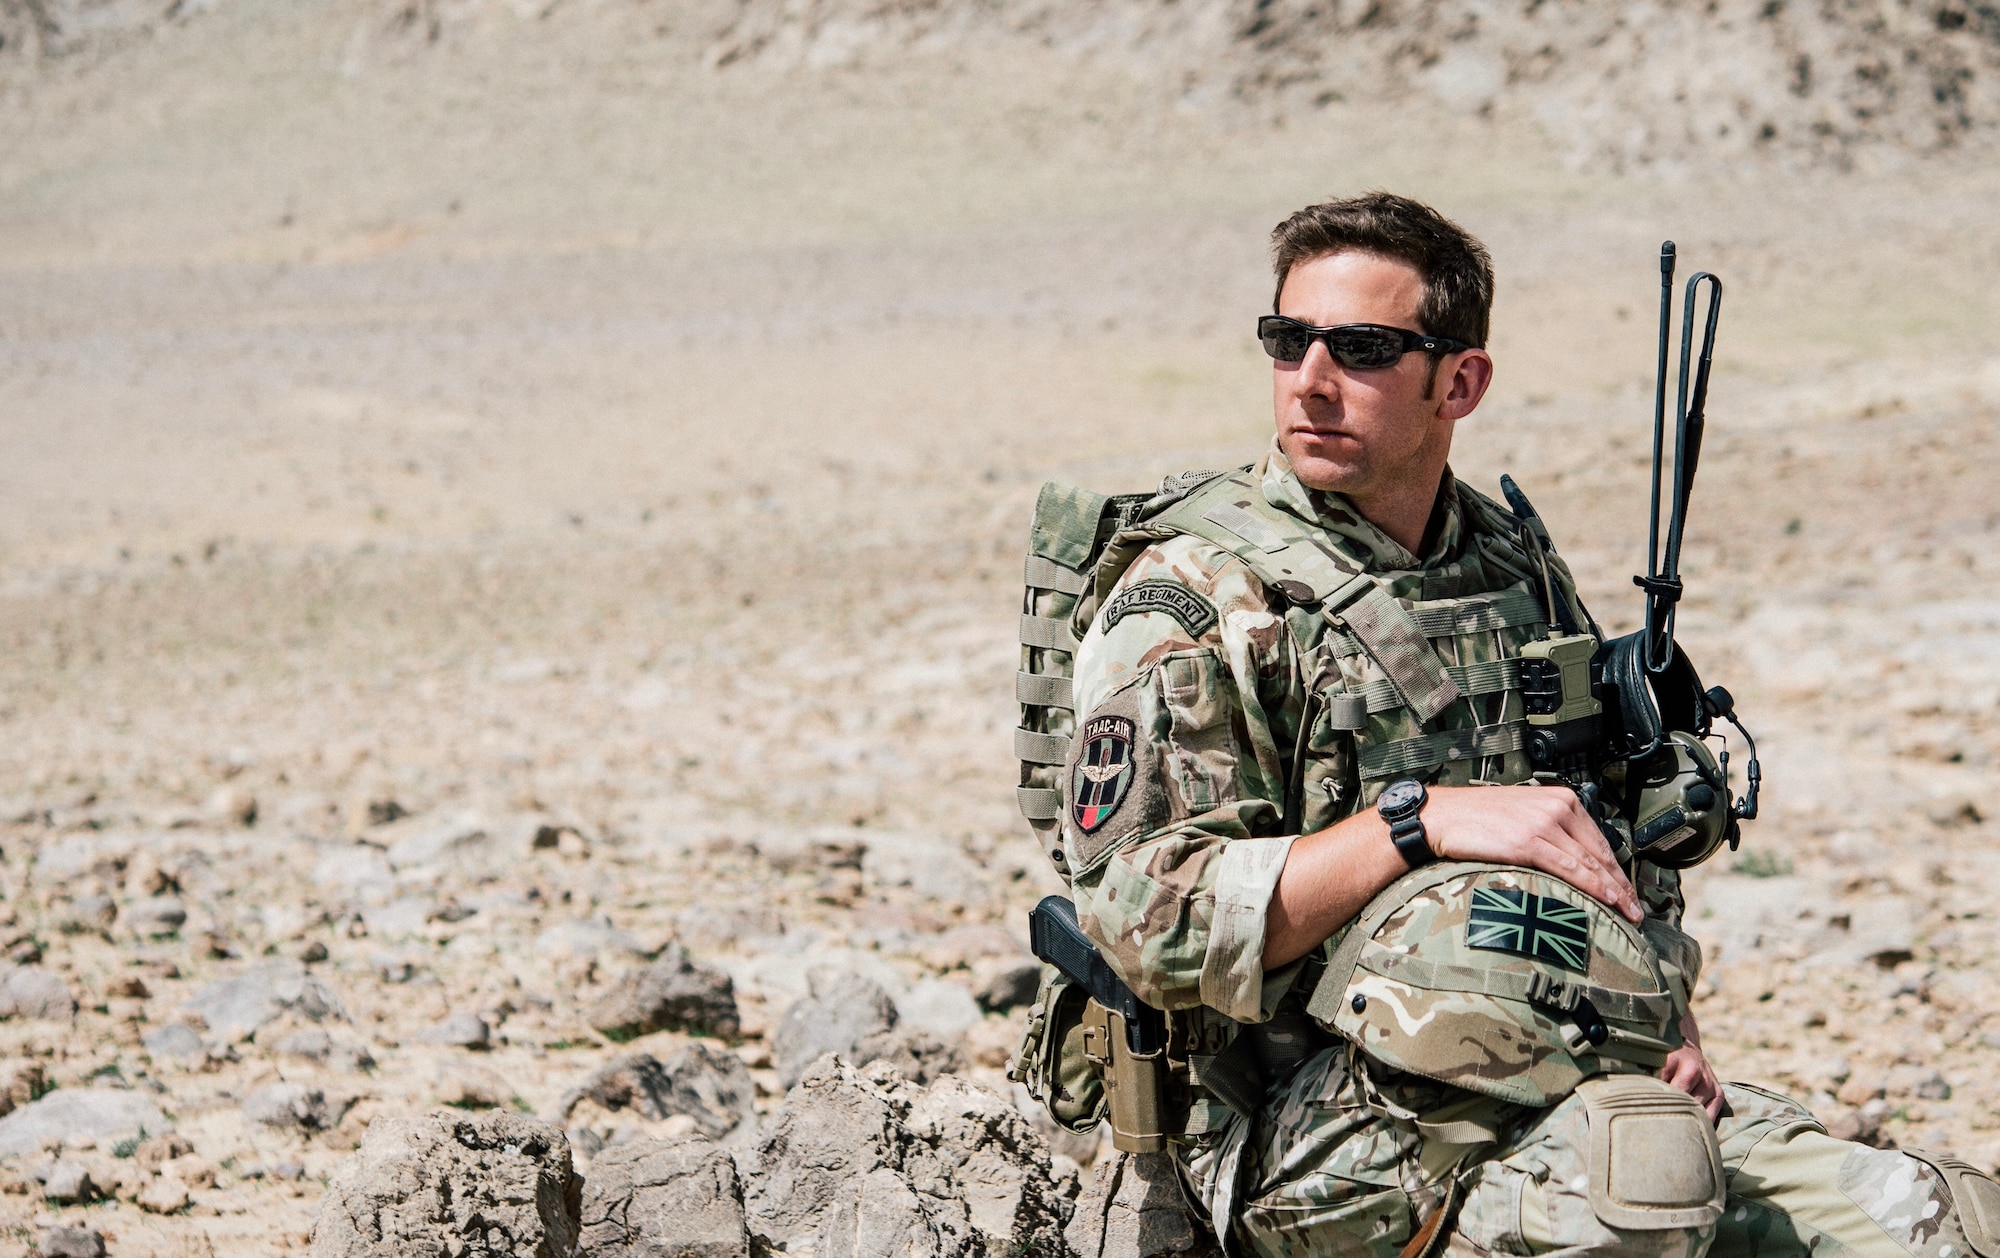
1257,316,1474,369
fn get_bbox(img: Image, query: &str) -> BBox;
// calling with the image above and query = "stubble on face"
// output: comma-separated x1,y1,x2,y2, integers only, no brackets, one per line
1271,251,1450,502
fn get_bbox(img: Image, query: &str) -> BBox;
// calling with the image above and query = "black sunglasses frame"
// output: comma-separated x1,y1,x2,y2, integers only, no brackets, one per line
1257,316,1475,368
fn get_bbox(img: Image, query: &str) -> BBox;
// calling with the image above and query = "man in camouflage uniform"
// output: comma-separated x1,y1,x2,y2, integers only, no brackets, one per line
1056,193,2000,1258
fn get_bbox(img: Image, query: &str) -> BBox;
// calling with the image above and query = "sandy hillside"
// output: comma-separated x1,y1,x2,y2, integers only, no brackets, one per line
0,2,1998,1254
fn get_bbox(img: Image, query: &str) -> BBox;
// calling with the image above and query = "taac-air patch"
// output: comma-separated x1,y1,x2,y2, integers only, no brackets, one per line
1071,714,1136,833
1102,580,1219,638
1467,887,1592,972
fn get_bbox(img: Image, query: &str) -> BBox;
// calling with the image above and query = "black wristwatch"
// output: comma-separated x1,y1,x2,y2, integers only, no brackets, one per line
1379,779,1434,869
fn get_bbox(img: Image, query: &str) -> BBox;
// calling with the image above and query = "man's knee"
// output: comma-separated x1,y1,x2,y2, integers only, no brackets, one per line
1714,1081,2000,1258
1456,1076,1723,1258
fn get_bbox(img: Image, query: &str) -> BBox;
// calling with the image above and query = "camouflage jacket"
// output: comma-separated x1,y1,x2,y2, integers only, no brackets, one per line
1061,442,1692,1027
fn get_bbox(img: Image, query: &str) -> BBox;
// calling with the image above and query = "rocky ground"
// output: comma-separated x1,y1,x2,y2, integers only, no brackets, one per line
2,4,2000,1255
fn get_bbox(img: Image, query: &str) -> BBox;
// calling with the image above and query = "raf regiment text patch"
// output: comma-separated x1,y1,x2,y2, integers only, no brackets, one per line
1101,580,1219,638
1466,887,1592,972
1071,714,1136,833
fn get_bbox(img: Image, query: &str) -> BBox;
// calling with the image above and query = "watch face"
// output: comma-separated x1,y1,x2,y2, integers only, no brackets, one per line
1380,780,1424,815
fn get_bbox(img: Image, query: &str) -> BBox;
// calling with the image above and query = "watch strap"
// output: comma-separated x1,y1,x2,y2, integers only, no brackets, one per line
1390,816,1434,869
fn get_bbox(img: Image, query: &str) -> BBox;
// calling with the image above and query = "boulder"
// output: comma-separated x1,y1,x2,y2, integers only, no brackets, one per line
0,1060,47,1116
417,1011,491,1049
39,1226,106,1258
244,1082,344,1131
577,1135,749,1258
143,1022,207,1061
773,967,898,1087
310,1110,580,1258
745,1057,1069,1257
38,1160,98,1203
556,1042,756,1146
0,965,77,1021
184,957,345,1041
587,944,739,1042
127,895,189,937
139,1173,192,1214
0,1087,169,1156
972,959,1042,1014
437,1061,515,1110
1065,1152,1220,1258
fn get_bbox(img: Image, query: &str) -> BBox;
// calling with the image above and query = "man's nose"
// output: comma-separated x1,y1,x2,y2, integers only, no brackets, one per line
1297,338,1345,396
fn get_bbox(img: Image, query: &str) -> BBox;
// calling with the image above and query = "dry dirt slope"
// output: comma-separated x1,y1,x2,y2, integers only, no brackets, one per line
0,3,1997,1255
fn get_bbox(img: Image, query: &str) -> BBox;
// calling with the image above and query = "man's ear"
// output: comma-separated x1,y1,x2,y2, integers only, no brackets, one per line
1439,350,1494,422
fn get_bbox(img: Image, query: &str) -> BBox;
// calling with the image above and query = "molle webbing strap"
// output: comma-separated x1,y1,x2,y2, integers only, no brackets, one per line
1410,589,1546,637
1358,721,1527,780
1016,671,1075,709
1014,728,1070,765
1328,583,1464,724
1355,658,1519,715
1024,553,1090,595
1019,614,1077,651
1016,786,1061,821
1354,943,1678,1025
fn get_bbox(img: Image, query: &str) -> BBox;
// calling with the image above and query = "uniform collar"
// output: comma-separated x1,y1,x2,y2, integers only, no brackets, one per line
1256,440,1466,571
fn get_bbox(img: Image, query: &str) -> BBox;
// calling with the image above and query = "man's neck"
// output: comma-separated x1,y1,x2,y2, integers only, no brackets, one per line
1350,469,1450,557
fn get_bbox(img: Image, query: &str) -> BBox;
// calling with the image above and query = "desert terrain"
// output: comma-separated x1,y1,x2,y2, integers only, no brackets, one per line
0,1,1998,1254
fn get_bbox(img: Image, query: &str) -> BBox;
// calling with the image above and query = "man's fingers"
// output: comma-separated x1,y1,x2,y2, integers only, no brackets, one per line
1528,815,1642,922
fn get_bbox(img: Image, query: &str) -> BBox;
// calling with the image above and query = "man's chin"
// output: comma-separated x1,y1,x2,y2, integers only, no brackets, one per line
1281,445,1366,494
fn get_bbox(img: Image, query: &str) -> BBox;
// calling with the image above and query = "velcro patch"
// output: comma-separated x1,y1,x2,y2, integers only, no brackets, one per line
1102,580,1219,638
1467,887,1591,972
1071,715,1136,834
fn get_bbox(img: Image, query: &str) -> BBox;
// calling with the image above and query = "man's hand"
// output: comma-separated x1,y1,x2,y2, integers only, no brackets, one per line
1263,783,1640,969
1662,1013,1725,1122
1423,785,1642,924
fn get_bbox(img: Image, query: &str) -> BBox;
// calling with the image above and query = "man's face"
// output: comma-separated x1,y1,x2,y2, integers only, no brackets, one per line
1272,250,1477,500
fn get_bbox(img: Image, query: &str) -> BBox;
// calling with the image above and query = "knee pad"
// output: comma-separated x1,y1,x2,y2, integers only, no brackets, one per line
1905,1151,2000,1258
1576,1075,1725,1231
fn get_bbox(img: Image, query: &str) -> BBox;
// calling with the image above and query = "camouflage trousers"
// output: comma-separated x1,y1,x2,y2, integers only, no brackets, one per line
1178,1047,1999,1258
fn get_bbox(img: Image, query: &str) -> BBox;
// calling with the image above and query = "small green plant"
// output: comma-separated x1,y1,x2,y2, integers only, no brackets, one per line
1732,850,1793,878
29,1076,57,1102
114,1125,148,1159
511,1097,534,1115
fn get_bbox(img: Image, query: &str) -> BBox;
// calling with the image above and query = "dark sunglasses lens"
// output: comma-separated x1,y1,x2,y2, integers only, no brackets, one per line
1326,328,1405,369
1261,322,1313,361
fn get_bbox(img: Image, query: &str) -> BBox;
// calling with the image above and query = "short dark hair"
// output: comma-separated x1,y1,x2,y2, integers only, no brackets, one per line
1270,192,1494,349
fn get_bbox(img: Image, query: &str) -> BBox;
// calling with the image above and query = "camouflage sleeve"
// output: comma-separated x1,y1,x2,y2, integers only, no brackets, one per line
1636,860,1704,1013
1060,535,1302,1021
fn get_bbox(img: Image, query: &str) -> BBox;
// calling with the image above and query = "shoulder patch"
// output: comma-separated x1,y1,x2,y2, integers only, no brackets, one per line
1101,580,1218,638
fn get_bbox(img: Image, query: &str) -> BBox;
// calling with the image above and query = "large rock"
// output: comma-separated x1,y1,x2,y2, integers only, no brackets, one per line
184,957,345,1041
577,1135,748,1258
556,1042,757,1146
771,968,969,1090
244,1082,344,1131
772,967,898,1087
0,1088,170,1156
0,965,77,1020
588,945,739,1043
745,1057,1069,1258
1065,1153,1221,1258
310,1110,581,1258
39,1226,105,1258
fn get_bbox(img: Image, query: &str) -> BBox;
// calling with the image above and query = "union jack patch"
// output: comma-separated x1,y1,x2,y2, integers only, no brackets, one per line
1466,887,1592,972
